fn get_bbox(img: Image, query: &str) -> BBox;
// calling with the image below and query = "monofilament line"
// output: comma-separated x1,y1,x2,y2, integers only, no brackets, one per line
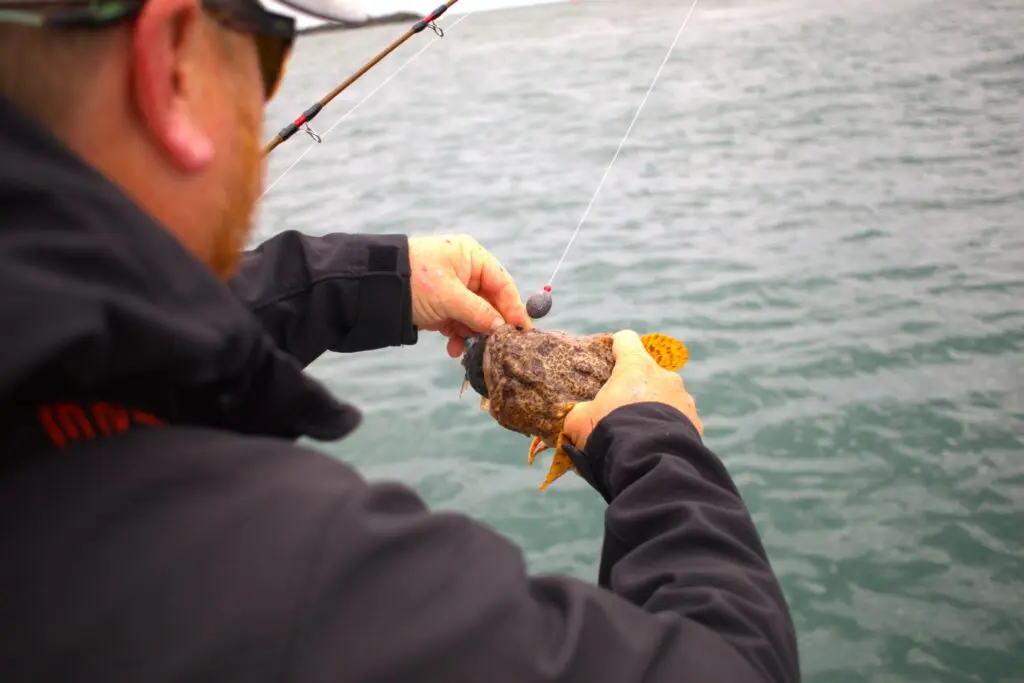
546,0,701,287
262,13,471,199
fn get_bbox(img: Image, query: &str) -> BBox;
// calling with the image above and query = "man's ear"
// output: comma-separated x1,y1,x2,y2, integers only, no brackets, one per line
130,0,213,172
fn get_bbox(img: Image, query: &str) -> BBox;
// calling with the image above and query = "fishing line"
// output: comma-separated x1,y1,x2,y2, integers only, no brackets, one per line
525,0,701,319
263,12,472,198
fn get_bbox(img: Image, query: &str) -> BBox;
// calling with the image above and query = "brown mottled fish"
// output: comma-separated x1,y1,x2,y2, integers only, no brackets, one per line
460,324,688,491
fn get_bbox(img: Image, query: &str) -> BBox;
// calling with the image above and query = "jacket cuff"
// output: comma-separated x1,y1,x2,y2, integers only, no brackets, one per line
350,234,418,348
580,402,703,499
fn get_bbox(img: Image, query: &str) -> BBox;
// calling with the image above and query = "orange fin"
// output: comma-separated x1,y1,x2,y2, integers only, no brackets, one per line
538,434,578,492
527,436,550,465
640,333,689,372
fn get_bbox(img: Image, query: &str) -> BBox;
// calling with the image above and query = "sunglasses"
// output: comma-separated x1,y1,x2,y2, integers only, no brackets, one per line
0,0,295,100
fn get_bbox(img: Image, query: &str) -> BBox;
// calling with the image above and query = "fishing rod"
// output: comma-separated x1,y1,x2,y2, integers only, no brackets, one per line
262,12,470,198
260,0,702,323
262,0,462,157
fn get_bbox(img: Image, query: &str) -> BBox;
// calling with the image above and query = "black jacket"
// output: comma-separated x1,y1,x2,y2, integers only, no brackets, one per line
0,94,799,682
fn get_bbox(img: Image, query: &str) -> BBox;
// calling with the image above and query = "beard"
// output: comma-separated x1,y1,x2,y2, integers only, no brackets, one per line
208,95,264,280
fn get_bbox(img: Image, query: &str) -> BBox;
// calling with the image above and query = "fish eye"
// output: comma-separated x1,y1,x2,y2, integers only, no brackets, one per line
515,324,524,332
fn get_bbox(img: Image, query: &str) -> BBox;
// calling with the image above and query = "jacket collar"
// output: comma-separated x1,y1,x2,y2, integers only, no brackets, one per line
0,94,360,444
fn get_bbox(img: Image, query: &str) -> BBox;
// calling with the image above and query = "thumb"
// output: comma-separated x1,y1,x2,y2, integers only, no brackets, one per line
610,330,651,370
443,275,505,333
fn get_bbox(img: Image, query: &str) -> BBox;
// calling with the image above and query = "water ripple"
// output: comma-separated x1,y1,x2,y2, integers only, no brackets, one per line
263,0,1024,680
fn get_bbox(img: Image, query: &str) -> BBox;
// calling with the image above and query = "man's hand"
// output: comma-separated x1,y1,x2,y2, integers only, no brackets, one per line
408,235,532,358
564,330,704,449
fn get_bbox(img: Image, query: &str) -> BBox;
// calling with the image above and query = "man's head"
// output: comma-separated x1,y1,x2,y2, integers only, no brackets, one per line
0,0,295,278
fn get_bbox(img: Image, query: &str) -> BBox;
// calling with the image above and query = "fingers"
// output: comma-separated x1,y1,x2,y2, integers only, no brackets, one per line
447,336,465,358
439,320,477,341
471,243,532,331
438,320,478,358
443,275,505,335
610,329,656,374
411,234,534,351
611,329,645,358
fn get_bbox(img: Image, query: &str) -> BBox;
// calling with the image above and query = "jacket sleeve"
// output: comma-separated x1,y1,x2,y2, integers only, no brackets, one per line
287,402,800,683
227,230,418,366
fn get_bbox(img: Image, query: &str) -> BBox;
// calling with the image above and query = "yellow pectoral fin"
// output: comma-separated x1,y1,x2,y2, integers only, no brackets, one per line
640,333,689,372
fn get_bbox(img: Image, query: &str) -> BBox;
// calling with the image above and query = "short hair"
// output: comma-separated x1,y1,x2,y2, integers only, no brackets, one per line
0,17,246,133
0,23,118,132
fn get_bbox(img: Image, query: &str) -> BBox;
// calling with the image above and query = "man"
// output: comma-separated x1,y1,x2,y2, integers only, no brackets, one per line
0,0,800,681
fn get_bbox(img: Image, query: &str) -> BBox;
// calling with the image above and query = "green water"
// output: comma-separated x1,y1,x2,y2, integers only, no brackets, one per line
258,0,1024,680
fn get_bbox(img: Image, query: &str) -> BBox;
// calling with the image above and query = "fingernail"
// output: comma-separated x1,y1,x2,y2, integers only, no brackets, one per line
490,318,504,332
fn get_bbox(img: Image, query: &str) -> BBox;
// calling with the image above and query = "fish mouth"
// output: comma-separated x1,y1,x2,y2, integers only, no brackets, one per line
460,334,489,398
